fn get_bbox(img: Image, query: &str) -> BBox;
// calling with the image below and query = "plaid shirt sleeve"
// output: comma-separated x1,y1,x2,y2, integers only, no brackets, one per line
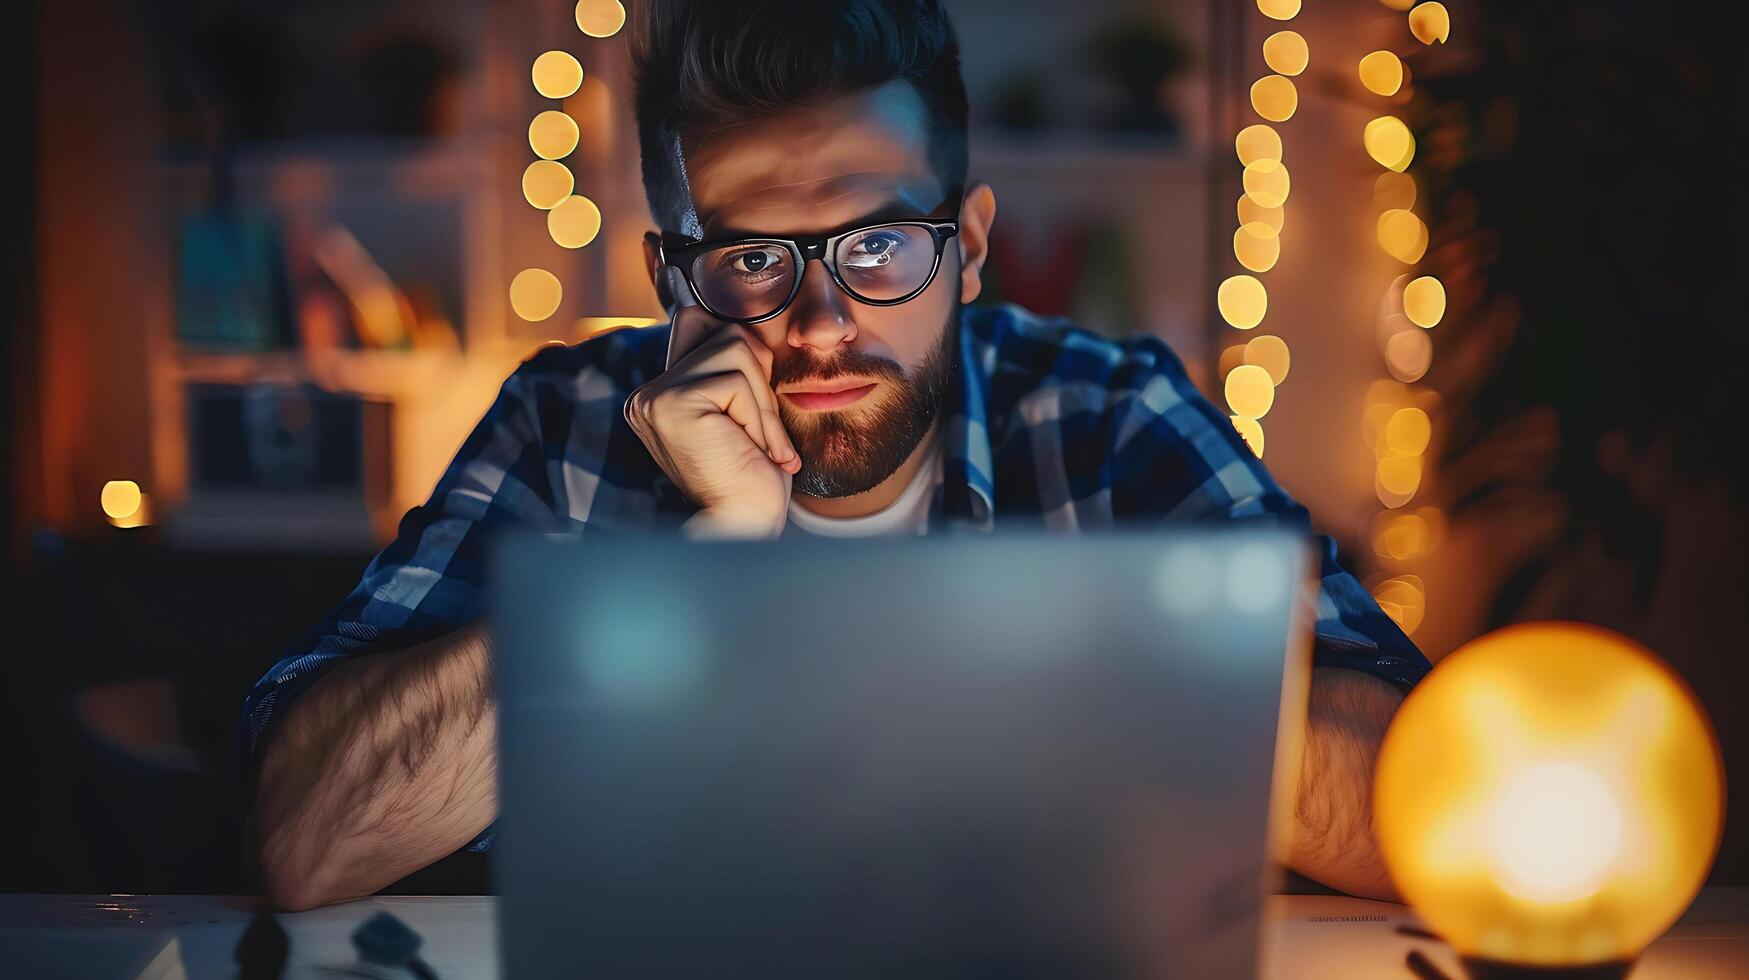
1102,331,1430,692
238,363,562,852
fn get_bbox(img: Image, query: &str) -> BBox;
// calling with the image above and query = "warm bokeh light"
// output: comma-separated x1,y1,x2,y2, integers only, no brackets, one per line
1358,50,1405,97
575,0,627,38
531,50,584,99
1385,329,1433,383
1384,406,1432,456
1257,0,1301,20
529,110,581,160
510,268,564,322
521,160,575,210
1377,454,1422,501
1244,334,1291,385
1364,115,1416,172
1242,159,1291,209
1371,573,1426,633
1219,343,1249,380
1218,274,1269,330
1262,31,1309,76
1373,171,1417,212
101,480,143,522
1231,416,1266,458
1250,75,1298,123
1403,275,1446,328
1237,195,1285,236
1233,223,1281,273
1377,208,1429,263
1235,124,1283,165
547,194,602,249
1225,364,1276,420
575,317,664,339
1378,0,1415,9
1373,513,1432,562
1375,623,1724,969
1408,1,1452,45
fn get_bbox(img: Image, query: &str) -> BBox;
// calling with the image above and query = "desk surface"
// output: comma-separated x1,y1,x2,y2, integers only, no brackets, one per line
2,889,1745,979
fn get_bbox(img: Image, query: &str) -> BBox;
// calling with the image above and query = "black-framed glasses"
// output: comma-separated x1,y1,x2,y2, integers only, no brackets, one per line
659,188,963,324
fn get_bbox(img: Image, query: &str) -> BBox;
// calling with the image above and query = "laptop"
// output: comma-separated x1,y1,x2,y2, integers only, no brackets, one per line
492,530,1313,978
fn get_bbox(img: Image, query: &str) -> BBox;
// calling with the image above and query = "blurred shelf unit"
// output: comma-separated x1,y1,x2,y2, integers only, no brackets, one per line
174,348,470,402
970,131,1211,178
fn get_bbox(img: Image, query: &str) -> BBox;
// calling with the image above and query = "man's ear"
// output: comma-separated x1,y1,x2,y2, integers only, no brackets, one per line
642,231,674,309
955,182,998,305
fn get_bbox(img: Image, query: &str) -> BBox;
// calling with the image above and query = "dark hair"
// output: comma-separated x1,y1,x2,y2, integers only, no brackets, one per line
630,0,969,231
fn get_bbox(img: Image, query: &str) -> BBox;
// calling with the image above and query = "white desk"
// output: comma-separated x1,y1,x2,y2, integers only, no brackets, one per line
2,889,1745,979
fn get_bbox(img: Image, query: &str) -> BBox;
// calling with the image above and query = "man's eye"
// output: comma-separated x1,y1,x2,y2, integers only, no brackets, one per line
729,249,786,276
844,232,907,268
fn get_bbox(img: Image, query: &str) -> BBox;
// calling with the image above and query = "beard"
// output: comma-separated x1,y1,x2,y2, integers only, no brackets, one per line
772,305,959,499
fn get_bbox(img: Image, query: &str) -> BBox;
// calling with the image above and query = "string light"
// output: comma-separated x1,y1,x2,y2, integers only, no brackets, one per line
1250,75,1299,122
1262,31,1309,76
510,269,564,322
1235,124,1283,165
1359,4,1454,636
547,194,602,249
574,0,627,38
1244,334,1292,385
1231,416,1266,458
1373,171,1417,211
1364,115,1416,172
1225,364,1277,419
1385,329,1433,382
522,160,575,210
1218,275,1269,329
1408,2,1451,45
1359,51,1405,97
1234,223,1282,273
101,480,143,523
531,51,584,99
1219,0,1302,457
1238,195,1285,235
529,110,580,160
1402,275,1446,327
1377,209,1430,263
1257,0,1301,21
1243,159,1291,209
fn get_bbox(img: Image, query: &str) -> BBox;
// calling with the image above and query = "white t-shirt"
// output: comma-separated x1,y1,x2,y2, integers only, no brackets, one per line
785,430,943,538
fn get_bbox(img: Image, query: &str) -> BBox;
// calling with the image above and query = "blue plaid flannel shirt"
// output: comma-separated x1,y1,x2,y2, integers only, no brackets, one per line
241,302,1430,854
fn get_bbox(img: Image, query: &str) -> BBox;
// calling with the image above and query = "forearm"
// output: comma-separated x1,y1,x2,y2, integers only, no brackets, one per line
1285,666,1404,900
254,623,498,910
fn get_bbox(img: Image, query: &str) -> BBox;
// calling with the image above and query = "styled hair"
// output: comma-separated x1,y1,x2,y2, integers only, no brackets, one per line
630,0,969,232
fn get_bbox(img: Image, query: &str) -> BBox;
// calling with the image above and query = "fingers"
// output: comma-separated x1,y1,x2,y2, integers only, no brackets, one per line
668,325,798,468
683,371,777,459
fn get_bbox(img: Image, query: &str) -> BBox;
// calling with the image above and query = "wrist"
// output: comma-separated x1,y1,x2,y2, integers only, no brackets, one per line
682,506,786,540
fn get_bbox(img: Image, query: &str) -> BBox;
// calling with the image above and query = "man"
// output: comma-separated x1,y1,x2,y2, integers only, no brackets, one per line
244,0,1428,911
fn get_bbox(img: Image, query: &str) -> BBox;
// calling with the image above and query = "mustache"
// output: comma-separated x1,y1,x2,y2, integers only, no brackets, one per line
770,348,905,387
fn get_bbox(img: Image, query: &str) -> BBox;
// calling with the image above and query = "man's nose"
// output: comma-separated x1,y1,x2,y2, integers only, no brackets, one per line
784,258,857,353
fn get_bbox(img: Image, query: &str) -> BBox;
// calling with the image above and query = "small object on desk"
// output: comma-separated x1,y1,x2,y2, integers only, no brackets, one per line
352,911,439,980
1395,924,1444,942
1406,948,1454,980
1375,623,1726,978
234,906,288,980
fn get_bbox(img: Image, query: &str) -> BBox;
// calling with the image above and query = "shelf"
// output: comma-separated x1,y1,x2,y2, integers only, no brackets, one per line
174,348,467,400
970,131,1210,176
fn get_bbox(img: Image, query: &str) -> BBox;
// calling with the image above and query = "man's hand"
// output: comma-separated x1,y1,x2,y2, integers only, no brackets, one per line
625,313,801,538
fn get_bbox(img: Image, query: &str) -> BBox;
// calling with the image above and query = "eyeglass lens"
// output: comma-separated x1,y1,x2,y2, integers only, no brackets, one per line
688,223,939,320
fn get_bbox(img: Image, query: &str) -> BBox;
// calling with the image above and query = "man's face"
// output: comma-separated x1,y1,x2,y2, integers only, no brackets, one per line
653,81,993,498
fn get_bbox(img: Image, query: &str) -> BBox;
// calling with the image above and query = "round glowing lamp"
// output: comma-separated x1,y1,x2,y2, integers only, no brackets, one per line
1375,623,1725,979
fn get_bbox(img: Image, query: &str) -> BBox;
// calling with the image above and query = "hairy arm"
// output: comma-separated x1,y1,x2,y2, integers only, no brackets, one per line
1284,666,1404,901
253,623,497,911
